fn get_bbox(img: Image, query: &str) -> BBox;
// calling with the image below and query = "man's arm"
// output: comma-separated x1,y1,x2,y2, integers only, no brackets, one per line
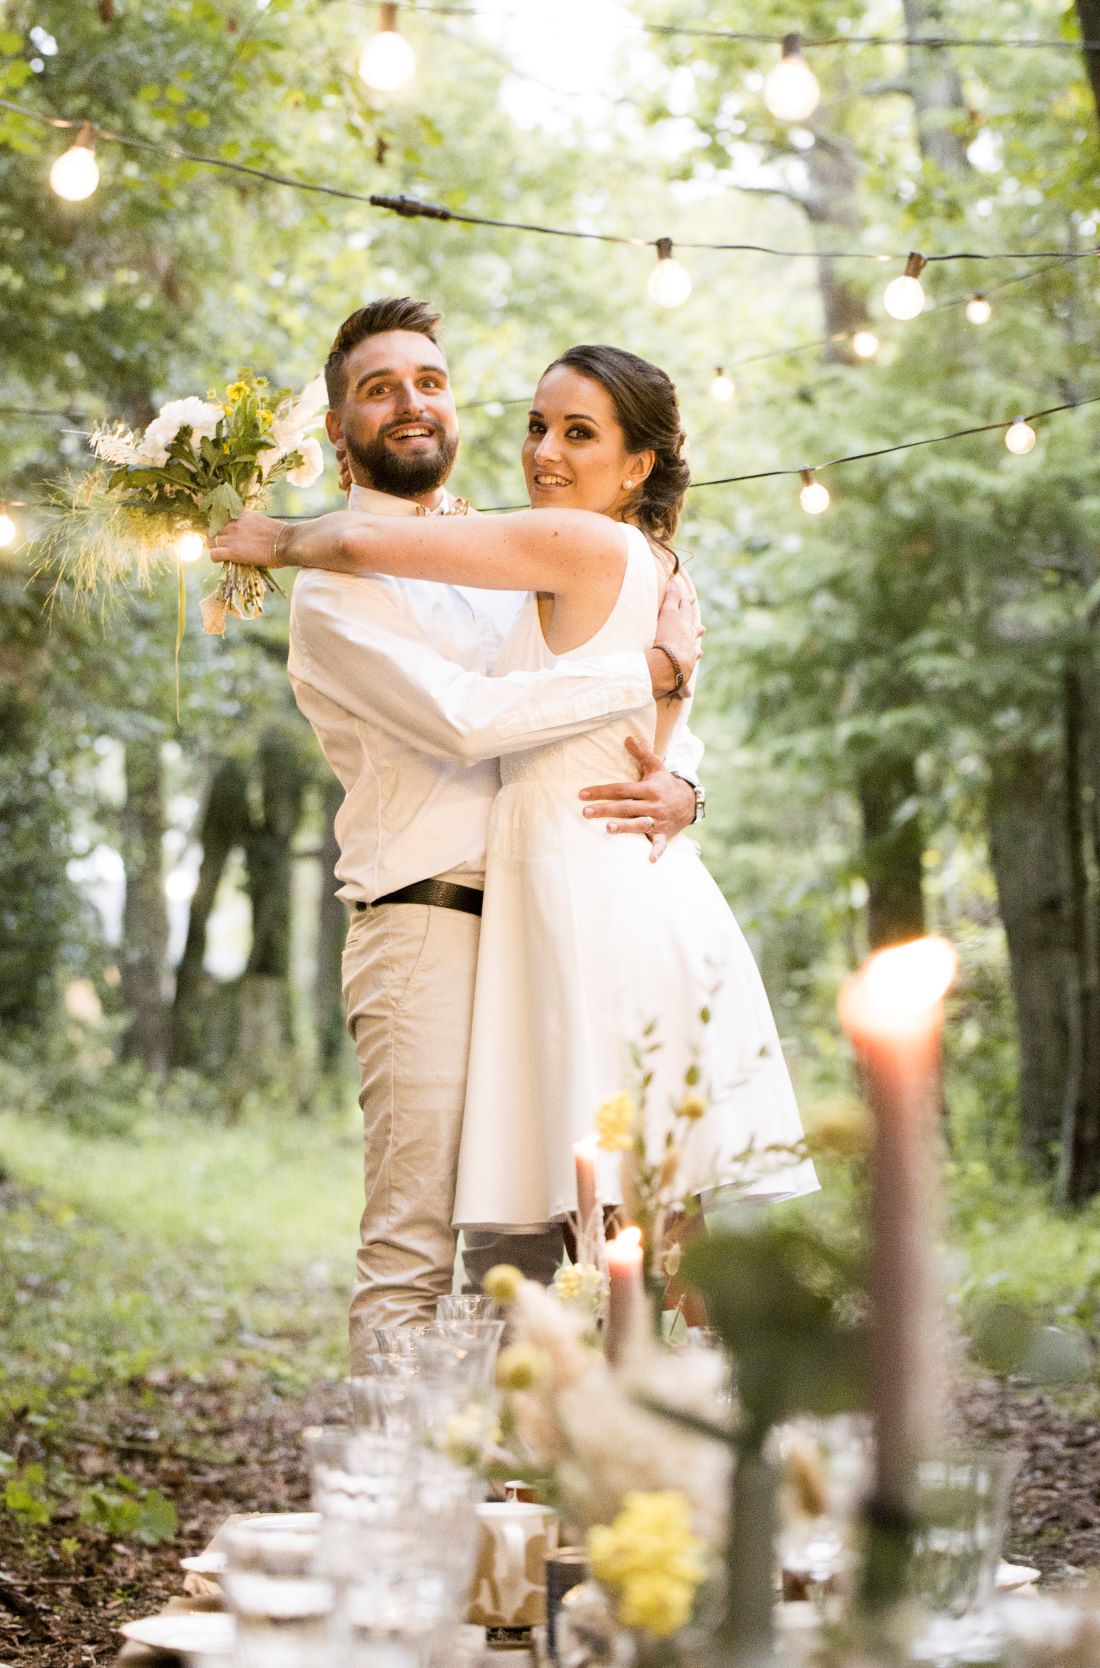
291,571,694,765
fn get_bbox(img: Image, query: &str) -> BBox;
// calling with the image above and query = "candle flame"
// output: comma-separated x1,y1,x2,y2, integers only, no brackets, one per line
606,1225,644,1267
839,936,958,1041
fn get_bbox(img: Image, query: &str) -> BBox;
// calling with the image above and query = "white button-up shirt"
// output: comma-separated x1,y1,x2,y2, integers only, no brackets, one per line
289,486,703,904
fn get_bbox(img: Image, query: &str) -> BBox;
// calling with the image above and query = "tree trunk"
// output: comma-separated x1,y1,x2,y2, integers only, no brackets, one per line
858,756,926,949
315,777,348,1072
986,747,1075,1171
119,739,169,1070
901,0,972,175
801,132,874,361
170,757,249,1069
236,730,308,1086
1076,0,1100,131
1057,664,1100,1202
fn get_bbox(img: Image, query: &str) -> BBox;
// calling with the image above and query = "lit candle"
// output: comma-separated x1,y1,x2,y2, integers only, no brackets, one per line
605,1226,645,1368
838,937,957,1545
573,1137,599,1230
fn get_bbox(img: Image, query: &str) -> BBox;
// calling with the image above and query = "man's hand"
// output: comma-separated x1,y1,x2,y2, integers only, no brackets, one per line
647,569,704,700
579,735,698,862
209,509,285,567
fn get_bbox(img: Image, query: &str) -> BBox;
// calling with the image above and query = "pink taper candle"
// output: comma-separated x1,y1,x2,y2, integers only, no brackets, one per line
605,1225,645,1368
573,1137,599,1227
838,936,957,1523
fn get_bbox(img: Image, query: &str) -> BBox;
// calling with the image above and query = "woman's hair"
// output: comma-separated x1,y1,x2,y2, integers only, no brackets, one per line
542,344,690,549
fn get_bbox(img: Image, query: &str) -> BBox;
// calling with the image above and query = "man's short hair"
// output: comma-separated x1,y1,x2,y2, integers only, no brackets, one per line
324,298,444,408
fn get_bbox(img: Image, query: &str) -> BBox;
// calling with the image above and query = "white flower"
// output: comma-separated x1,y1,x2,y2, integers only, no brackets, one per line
141,397,223,465
89,423,145,466
287,436,324,488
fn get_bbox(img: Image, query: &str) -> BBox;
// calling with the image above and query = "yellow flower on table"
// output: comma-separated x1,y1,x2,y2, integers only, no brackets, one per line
588,1489,707,1640
595,1090,637,1153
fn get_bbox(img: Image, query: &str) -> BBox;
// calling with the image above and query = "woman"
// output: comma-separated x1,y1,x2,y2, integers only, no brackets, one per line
216,345,818,1231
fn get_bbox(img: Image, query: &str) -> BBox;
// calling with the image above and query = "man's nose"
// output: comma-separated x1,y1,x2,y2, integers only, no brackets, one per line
394,380,425,414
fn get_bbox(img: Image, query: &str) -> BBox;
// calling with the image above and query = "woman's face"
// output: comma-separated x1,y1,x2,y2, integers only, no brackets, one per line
522,366,651,520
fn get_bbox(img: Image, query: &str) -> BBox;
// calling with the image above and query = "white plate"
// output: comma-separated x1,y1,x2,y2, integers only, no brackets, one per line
239,1512,321,1535
180,1551,227,1575
997,1560,1041,1590
120,1610,235,1653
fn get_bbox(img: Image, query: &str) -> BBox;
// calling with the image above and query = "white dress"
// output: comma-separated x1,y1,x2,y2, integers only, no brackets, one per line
452,525,818,1230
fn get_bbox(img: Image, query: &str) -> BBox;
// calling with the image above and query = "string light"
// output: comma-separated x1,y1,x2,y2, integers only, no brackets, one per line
965,293,992,324
0,505,18,549
709,367,736,403
49,122,99,202
359,2,417,92
175,530,206,564
883,252,928,320
647,238,692,308
851,330,880,360
763,33,821,122
1004,416,1037,454
799,468,830,514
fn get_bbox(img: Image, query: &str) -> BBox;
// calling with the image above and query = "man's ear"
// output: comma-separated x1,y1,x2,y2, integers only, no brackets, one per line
325,409,344,446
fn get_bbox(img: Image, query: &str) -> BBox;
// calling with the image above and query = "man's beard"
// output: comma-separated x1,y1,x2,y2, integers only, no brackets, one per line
348,424,459,497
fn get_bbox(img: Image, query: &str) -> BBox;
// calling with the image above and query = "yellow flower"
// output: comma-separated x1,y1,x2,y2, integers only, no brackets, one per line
678,1092,707,1122
225,380,250,403
483,1263,524,1304
587,1491,707,1639
496,1343,551,1391
554,1266,583,1301
594,1090,636,1152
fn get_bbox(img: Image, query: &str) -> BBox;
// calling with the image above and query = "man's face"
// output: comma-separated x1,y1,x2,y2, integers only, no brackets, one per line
330,329,459,497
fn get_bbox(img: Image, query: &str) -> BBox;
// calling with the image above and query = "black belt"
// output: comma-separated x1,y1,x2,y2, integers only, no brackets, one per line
355,879,484,917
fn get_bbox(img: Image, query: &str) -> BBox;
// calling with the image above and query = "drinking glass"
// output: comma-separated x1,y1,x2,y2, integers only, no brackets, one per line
437,1294,500,1323
347,1377,425,1436
219,1519,333,1668
374,1323,435,1357
908,1448,1022,1666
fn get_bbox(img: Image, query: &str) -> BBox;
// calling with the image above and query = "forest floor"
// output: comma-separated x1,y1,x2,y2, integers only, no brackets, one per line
1,1105,1099,1666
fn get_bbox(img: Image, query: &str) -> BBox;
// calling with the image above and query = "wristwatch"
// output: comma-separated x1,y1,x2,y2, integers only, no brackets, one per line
671,773,706,824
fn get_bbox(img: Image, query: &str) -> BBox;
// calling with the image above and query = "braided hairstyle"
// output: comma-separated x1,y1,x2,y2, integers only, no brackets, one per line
542,344,690,552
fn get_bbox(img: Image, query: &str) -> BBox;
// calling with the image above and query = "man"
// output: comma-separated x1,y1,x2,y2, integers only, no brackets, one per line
280,299,704,1369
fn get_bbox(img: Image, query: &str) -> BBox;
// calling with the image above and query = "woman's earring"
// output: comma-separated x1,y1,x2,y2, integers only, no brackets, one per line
623,479,635,489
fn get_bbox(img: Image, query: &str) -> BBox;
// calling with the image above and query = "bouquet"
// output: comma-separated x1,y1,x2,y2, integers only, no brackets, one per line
49,369,327,637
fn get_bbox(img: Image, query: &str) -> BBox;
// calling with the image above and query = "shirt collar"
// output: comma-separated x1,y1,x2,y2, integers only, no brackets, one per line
348,484,453,515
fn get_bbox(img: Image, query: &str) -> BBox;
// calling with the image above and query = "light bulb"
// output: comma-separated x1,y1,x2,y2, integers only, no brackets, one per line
710,368,735,404
175,530,205,564
851,330,880,360
883,252,927,321
799,470,830,514
358,2,416,92
763,35,821,123
1004,417,1036,455
965,293,992,325
647,238,692,308
49,125,100,202
0,510,17,549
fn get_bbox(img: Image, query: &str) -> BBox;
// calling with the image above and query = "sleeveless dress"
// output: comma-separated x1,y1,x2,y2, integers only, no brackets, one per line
452,525,818,1230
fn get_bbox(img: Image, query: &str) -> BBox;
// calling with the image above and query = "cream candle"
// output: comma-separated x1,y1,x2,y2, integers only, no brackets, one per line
605,1225,645,1367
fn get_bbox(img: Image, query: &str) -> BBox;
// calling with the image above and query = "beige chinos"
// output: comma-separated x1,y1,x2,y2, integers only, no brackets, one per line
342,899,563,1370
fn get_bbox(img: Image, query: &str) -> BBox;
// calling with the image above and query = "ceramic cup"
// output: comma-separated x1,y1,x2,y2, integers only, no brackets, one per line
467,1500,559,1629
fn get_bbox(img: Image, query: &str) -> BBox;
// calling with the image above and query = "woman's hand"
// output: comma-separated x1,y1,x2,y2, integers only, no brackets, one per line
209,510,286,568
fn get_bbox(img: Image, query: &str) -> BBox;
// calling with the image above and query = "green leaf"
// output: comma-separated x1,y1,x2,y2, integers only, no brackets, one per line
200,483,245,538
135,1489,178,1546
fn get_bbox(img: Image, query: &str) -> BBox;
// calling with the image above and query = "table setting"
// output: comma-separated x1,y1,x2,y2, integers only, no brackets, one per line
116,940,1072,1668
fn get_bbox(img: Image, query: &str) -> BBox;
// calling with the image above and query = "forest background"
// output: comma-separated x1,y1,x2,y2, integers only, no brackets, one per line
3,0,1100,1639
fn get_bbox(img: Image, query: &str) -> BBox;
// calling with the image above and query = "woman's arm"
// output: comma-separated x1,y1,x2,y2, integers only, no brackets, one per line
212,506,626,598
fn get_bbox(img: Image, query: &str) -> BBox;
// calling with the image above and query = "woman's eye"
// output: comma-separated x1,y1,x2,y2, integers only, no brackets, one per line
567,426,593,441
527,421,544,435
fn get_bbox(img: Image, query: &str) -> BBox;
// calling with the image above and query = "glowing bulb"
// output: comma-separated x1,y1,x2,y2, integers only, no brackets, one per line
851,330,880,360
647,238,692,308
0,510,18,549
965,293,992,325
175,530,205,564
358,2,416,92
1004,417,1036,455
799,469,830,514
763,35,821,122
710,368,735,404
49,125,100,202
883,252,927,321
